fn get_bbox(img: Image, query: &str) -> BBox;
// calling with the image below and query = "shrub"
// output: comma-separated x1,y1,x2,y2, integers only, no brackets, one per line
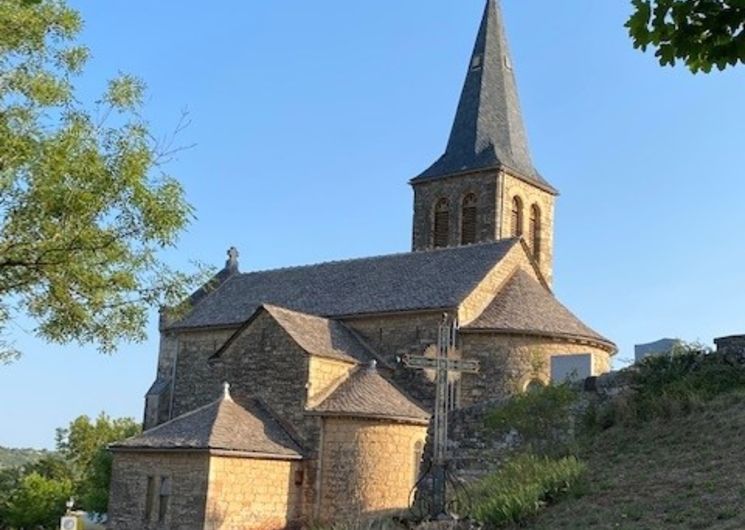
465,454,586,527
486,384,579,457
585,343,745,429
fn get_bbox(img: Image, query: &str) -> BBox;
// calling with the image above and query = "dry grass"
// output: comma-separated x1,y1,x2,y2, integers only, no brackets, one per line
526,390,745,530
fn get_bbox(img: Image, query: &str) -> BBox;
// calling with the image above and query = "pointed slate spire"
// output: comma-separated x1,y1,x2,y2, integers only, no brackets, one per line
414,0,556,194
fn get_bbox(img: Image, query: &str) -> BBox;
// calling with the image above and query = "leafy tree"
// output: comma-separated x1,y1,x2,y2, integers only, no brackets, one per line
2,472,73,529
56,413,140,513
627,0,745,72
0,0,197,362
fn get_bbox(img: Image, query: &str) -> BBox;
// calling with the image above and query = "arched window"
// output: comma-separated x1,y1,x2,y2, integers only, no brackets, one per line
511,196,524,237
461,193,478,245
524,379,546,393
433,198,450,248
530,204,542,262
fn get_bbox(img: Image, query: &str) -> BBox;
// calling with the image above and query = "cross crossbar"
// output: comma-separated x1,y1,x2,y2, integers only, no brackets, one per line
402,354,480,374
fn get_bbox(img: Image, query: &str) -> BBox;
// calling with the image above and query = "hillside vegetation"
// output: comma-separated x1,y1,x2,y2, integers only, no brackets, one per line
0,447,47,470
461,345,745,530
529,390,745,530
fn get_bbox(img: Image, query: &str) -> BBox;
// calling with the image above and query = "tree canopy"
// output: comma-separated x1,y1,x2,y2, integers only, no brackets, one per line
628,0,745,72
0,413,139,526
0,0,197,362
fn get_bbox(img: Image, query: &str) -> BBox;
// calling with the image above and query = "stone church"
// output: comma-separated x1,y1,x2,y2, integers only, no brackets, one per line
108,1,616,528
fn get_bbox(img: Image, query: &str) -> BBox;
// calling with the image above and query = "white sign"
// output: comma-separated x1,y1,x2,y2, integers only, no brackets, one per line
550,354,593,384
60,516,79,530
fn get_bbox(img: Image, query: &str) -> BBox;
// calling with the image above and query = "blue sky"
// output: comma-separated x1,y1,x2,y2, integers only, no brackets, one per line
2,1,744,449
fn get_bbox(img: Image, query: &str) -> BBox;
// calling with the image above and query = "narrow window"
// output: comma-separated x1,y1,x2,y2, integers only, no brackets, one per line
158,477,171,523
144,476,155,521
433,198,450,248
530,204,542,262
511,196,524,237
413,441,425,484
461,193,478,245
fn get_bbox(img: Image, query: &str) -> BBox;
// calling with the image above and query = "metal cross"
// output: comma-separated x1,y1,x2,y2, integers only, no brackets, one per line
402,314,479,518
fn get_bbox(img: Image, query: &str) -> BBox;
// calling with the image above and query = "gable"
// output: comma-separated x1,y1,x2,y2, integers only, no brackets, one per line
457,239,545,325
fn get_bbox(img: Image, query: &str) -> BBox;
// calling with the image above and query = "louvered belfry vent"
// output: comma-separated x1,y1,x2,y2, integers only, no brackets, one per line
461,194,478,245
433,199,450,248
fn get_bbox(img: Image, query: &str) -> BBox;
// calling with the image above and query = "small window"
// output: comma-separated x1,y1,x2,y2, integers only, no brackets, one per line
158,477,172,523
461,193,478,245
144,476,155,521
471,55,483,71
413,440,425,484
433,198,450,248
529,204,542,262
511,196,524,237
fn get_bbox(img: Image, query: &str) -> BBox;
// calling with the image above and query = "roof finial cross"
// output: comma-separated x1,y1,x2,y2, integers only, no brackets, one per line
226,247,240,272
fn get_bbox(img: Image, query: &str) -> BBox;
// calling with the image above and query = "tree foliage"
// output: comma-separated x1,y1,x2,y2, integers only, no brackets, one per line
56,413,140,513
2,472,73,529
0,413,139,527
0,0,198,362
627,0,745,72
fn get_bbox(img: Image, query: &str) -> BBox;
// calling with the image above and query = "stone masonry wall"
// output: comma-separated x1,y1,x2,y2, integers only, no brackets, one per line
412,172,498,251
459,333,612,406
344,312,444,407
205,456,305,530
457,242,540,325
108,452,209,530
214,311,319,446
499,171,555,286
307,356,355,408
319,417,428,523
170,329,235,420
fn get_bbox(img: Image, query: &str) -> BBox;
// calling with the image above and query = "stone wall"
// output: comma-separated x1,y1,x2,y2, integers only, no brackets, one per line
345,312,444,407
411,172,498,251
307,356,355,408
459,333,612,406
205,456,305,530
318,417,428,522
213,311,319,446
498,172,555,285
170,328,235,420
715,335,745,355
457,242,539,325
108,452,209,530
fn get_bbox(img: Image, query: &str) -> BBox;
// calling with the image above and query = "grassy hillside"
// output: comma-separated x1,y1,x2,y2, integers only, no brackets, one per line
527,391,745,530
0,446,48,469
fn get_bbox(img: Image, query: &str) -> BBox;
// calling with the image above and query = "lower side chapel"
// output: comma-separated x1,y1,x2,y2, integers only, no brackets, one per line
107,1,616,528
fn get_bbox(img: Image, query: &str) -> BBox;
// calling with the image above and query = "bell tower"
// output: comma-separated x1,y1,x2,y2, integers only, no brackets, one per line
410,0,558,285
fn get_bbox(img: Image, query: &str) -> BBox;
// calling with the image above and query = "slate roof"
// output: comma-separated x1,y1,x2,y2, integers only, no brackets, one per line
310,363,430,424
111,390,304,459
464,269,615,350
413,0,556,194
172,239,519,330
260,305,372,364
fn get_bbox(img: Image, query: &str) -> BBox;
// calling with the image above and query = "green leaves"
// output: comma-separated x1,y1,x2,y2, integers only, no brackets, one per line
627,0,745,73
465,454,586,527
0,0,201,359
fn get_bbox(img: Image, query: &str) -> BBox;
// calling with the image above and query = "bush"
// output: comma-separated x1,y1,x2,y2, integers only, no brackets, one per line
2,472,73,529
486,384,579,457
584,344,745,429
465,454,586,527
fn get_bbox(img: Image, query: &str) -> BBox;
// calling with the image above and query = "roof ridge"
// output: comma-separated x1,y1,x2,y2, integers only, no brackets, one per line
234,239,520,278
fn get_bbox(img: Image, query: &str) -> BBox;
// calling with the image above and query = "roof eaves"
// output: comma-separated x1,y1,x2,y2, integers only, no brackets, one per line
460,326,618,354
